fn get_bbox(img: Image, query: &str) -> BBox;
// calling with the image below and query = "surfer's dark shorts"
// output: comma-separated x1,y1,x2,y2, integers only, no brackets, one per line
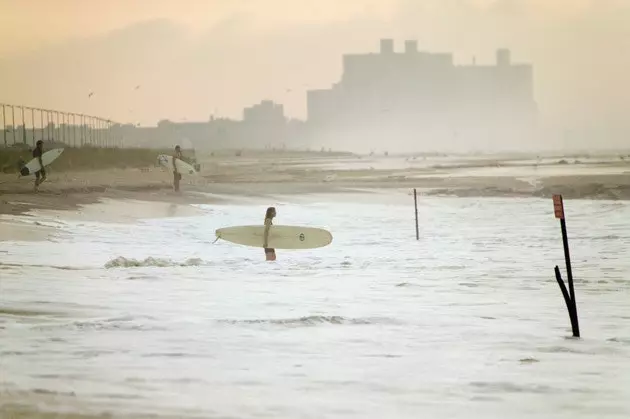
264,248,275,254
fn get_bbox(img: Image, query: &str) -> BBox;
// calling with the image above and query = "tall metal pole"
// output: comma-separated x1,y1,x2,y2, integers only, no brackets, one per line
60,112,64,144
11,105,16,145
413,188,419,240
20,106,26,144
72,114,76,147
51,111,55,142
47,110,52,141
64,112,68,144
560,216,579,336
2,105,6,147
56,111,60,143
31,107,35,145
60,112,65,144
552,194,580,338
40,109,44,142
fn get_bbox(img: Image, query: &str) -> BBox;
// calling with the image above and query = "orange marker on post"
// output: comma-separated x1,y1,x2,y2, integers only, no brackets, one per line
552,194,565,220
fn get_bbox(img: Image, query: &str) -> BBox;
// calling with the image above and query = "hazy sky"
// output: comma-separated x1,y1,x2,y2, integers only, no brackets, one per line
0,0,628,135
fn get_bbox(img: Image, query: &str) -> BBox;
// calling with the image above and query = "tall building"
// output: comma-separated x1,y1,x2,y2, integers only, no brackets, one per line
307,39,537,151
243,100,285,125
241,100,287,148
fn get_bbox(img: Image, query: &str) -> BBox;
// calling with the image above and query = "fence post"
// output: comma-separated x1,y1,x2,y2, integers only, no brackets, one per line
413,188,419,240
2,104,6,147
11,105,16,145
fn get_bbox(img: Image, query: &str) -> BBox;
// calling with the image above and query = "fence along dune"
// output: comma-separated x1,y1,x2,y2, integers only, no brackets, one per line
0,147,175,174
1,103,120,149
0,103,167,173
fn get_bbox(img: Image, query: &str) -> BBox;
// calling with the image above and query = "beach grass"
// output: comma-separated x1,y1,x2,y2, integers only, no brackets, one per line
0,145,354,174
0,147,172,173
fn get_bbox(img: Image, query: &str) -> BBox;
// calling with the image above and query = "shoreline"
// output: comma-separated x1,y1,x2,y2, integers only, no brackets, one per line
1,153,630,241
4,172,630,214
2,173,630,217
2,174,629,241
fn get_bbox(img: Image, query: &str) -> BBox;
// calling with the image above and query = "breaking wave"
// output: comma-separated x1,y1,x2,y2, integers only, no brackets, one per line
104,256,204,269
34,315,167,332
0,262,89,271
217,315,400,327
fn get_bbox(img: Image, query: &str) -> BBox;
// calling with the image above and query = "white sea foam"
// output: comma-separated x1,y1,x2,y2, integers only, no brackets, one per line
1,194,629,418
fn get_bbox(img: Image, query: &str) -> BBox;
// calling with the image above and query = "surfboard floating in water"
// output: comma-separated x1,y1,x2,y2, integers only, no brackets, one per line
215,225,333,250
20,148,64,176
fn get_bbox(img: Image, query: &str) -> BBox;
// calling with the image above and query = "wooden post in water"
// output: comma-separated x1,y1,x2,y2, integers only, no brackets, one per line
552,194,580,338
413,188,419,240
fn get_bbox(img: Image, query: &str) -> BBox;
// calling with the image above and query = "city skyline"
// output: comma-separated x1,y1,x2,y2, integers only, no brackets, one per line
2,37,536,125
1,38,539,153
0,36,536,124
306,39,537,151
0,38,537,128
0,0,629,149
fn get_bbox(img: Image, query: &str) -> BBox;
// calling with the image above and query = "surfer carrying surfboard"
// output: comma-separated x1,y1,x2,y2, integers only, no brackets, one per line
33,140,47,191
172,145,183,192
263,207,277,261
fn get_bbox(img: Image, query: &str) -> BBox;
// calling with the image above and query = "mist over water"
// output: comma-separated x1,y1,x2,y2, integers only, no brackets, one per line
1,195,630,418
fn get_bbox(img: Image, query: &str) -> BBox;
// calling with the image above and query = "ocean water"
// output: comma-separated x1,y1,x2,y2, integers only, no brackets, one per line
1,194,630,418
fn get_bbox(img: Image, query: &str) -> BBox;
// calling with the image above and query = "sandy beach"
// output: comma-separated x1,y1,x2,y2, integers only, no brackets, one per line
1,150,630,240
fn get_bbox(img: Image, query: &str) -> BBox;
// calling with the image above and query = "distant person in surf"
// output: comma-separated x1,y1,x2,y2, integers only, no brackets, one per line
33,140,46,191
263,206,277,261
172,145,183,192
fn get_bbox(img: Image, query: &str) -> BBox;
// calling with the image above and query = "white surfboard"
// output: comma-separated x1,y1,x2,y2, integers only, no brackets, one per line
216,225,333,250
20,148,64,176
157,154,198,176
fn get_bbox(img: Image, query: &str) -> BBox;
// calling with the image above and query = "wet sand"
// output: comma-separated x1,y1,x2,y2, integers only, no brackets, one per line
1,152,630,240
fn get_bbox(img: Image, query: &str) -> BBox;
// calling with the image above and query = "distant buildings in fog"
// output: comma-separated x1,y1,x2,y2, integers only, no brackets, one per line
307,39,537,151
110,39,540,151
110,99,304,150
2,40,537,151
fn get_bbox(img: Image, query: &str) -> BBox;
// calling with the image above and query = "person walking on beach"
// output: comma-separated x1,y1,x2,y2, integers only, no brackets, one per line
172,145,183,192
33,140,46,191
263,206,277,261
